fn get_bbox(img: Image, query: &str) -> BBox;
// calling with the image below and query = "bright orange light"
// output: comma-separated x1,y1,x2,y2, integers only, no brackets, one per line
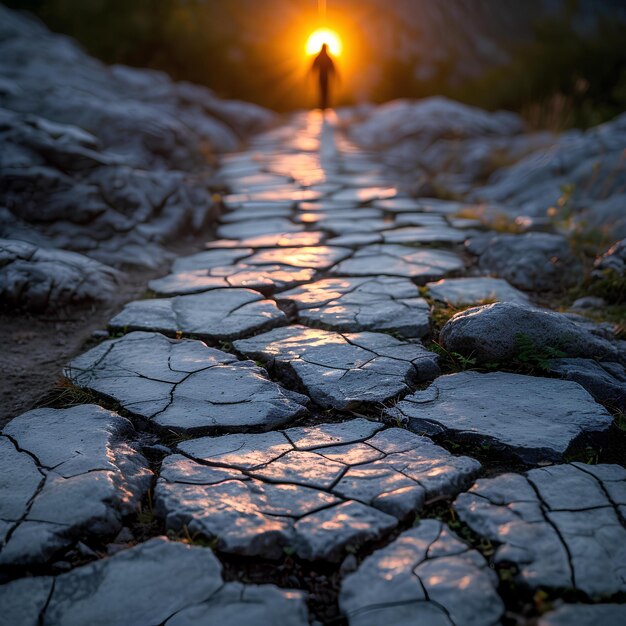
305,28,342,57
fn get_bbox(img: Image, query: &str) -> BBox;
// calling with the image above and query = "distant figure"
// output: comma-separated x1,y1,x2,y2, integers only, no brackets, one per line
311,43,336,110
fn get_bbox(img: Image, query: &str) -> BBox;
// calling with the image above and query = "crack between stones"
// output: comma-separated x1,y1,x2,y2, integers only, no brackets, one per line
525,475,577,591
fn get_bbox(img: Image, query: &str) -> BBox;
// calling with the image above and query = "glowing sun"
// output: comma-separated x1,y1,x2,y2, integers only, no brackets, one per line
306,28,343,56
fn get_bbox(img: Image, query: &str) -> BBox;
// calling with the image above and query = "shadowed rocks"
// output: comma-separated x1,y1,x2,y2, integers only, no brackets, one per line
440,302,621,364
109,288,286,341
466,232,582,291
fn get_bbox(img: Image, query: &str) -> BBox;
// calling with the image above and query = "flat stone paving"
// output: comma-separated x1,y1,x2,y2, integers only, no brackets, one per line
0,405,151,565
339,519,504,626
455,463,626,597
277,276,430,338
2,110,623,623
0,538,309,626
234,326,440,409
386,371,613,464
109,288,286,341
155,421,480,561
66,332,308,434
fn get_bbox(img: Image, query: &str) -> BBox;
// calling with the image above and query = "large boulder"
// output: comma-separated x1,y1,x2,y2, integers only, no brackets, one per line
466,232,582,291
440,302,621,364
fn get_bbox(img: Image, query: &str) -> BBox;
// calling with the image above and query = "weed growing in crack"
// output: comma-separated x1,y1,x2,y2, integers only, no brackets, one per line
512,332,566,372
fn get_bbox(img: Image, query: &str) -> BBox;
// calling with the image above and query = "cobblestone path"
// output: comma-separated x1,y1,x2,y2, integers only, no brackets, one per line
2,112,625,626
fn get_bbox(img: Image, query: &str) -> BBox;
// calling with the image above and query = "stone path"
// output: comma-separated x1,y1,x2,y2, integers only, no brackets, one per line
2,111,625,625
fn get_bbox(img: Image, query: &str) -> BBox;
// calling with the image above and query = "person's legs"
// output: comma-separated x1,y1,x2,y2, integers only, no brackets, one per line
319,76,329,109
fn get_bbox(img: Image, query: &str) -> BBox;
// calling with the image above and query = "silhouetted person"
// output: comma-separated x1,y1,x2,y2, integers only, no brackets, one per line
311,43,336,110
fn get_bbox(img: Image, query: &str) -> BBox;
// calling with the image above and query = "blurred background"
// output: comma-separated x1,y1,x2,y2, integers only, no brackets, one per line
6,0,626,129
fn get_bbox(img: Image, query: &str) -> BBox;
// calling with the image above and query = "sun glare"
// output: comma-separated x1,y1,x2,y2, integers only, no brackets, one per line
306,28,342,56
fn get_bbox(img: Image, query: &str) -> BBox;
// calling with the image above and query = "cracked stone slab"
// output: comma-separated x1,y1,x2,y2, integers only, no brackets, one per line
426,276,530,305
339,519,504,626
331,187,397,203
297,208,384,224
330,244,465,281
277,277,430,338
205,231,327,249
109,288,286,341
172,248,253,273
154,421,480,561
0,538,309,626
386,371,613,464
374,198,469,214
0,404,151,566
244,246,352,270
234,325,440,409
394,213,450,227
454,463,626,597
538,604,626,626
220,201,294,222
308,217,391,236
149,265,316,297
66,331,308,434
382,225,467,244
217,218,301,240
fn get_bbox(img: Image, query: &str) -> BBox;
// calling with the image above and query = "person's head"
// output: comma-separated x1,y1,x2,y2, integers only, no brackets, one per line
320,43,328,54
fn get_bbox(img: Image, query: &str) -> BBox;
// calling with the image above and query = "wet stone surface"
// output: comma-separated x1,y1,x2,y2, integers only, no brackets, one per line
234,325,440,409
66,332,308,434
339,519,504,626
0,538,309,626
109,288,286,341
455,463,626,597
155,421,481,561
330,244,465,281
386,371,613,464
0,404,151,566
277,276,430,338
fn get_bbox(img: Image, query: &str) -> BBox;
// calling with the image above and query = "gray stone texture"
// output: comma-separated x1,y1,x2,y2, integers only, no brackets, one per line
455,463,626,597
331,244,464,281
386,371,613,463
0,404,151,565
109,288,286,341
340,519,504,626
466,232,582,291
427,276,530,305
278,276,430,338
440,302,621,364
0,238,122,312
234,325,440,409
66,331,308,434
0,538,308,626
155,421,480,560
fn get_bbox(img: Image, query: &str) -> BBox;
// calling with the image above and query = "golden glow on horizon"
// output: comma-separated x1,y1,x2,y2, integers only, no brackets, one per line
305,28,343,56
